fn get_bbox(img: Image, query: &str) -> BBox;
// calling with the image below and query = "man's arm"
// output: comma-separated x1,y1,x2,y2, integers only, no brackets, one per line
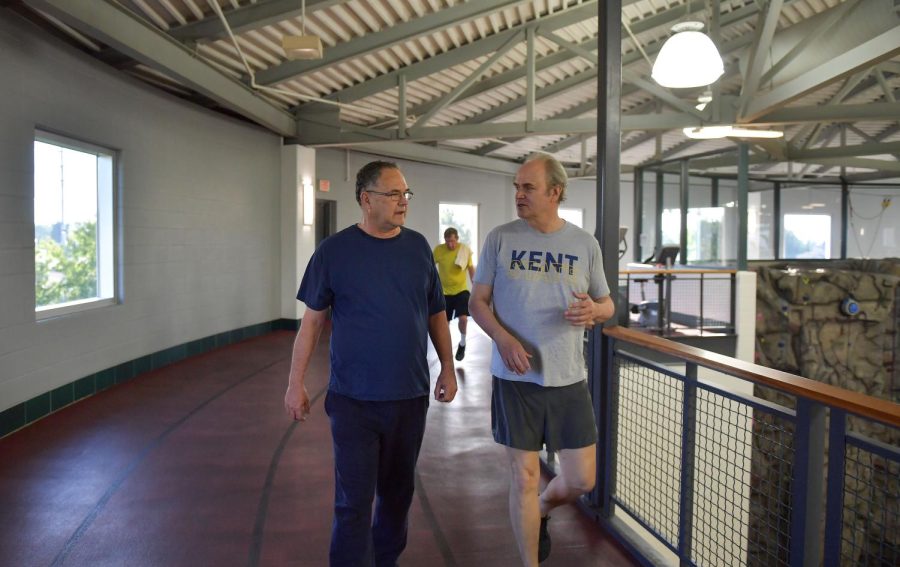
428,311,457,402
469,283,532,375
284,307,328,421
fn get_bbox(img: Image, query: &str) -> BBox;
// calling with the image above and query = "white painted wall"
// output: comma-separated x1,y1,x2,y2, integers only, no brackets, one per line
313,148,513,257
0,15,638,415
0,16,283,412
312,149,634,273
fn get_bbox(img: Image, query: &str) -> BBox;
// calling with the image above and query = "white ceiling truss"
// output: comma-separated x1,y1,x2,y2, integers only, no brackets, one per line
9,0,900,180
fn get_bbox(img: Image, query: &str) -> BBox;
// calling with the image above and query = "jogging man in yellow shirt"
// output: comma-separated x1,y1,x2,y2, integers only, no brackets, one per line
433,227,475,361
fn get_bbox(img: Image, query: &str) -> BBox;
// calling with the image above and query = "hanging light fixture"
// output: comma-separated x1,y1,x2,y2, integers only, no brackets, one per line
282,0,323,60
651,21,724,88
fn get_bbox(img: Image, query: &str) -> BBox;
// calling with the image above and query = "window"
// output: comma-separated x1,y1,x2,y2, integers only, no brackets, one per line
438,202,478,263
783,214,831,259
662,207,726,264
34,131,116,318
559,207,584,228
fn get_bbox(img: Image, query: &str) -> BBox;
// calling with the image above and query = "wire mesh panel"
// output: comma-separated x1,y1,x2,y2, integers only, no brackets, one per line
619,272,735,333
691,388,754,566
668,275,734,330
613,359,684,548
691,386,795,567
840,435,900,566
746,410,796,566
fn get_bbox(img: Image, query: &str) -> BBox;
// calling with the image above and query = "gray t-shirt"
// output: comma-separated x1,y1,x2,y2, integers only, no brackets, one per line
474,219,611,387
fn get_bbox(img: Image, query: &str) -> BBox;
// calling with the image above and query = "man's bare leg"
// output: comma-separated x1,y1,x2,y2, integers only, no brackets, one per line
538,444,596,517
507,447,541,566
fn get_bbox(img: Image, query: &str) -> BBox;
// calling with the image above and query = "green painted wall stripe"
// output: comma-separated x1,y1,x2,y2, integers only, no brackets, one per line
0,318,301,439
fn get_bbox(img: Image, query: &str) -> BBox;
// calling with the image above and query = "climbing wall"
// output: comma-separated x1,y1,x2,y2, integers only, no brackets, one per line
750,259,900,565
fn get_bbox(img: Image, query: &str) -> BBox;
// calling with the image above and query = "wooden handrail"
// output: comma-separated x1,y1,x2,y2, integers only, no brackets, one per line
618,269,737,276
603,325,900,428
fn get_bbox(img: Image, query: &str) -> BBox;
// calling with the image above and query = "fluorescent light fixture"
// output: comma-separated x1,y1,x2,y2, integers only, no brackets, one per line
303,181,314,226
282,35,323,60
682,125,785,139
651,22,724,88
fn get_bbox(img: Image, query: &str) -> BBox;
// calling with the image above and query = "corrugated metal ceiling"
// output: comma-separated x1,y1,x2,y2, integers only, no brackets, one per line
14,0,900,179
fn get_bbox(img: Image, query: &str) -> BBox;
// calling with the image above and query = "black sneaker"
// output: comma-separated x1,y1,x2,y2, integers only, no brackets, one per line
455,344,466,361
538,515,551,562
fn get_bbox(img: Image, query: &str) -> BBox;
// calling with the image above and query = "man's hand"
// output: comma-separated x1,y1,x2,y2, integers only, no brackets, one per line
564,291,598,328
284,383,311,421
434,366,458,402
497,334,532,375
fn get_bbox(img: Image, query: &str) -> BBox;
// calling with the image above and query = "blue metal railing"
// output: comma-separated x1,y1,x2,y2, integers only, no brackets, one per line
590,326,900,567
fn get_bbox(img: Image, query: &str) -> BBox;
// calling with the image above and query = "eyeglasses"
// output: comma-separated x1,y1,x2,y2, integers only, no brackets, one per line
365,189,414,201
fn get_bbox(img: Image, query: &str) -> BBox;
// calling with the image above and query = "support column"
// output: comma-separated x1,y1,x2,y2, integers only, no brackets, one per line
634,167,643,262
590,0,621,517
655,171,664,252
774,181,782,260
280,144,317,321
737,143,749,270
841,179,849,259
679,159,689,265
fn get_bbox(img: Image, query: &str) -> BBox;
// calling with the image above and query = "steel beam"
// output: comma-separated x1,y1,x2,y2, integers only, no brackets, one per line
738,0,784,117
295,117,601,145
169,0,345,42
755,102,900,125
338,141,521,175
794,157,900,173
256,0,530,86
321,2,599,104
758,0,861,87
412,31,523,128
743,25,900,121
22,0,296,137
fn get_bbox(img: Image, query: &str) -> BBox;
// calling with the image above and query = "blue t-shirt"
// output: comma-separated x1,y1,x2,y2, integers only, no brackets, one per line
297,225,445,400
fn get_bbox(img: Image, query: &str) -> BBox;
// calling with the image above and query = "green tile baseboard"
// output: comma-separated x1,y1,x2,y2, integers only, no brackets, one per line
0,318,301,439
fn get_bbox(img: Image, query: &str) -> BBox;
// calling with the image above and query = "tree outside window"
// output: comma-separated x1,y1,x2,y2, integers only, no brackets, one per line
34,132,116,317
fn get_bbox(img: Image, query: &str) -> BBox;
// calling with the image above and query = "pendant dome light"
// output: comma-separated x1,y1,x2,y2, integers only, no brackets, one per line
651,20,724,88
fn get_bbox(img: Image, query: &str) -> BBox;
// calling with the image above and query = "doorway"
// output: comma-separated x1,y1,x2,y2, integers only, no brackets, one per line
316,199,337,247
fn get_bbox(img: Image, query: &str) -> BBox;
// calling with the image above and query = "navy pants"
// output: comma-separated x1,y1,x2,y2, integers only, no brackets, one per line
324,391,429,567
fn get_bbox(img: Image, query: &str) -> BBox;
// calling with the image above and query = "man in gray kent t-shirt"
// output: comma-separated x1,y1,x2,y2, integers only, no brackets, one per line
469,153,614,566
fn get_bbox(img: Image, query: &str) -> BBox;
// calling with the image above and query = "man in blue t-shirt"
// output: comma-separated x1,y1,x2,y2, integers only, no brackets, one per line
284,161,458,567
470,153,614,565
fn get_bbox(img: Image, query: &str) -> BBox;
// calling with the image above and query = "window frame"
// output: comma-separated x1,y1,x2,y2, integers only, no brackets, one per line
558,207,585,228
33,129,120,320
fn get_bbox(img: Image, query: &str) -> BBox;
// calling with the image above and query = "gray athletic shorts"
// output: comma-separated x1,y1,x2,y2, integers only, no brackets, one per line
491,376,598,452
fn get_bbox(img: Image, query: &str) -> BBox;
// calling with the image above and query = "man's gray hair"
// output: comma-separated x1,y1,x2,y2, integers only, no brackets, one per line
525,153,568,203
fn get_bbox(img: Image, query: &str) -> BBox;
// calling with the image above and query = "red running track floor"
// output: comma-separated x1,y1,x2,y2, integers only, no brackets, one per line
0,324,639,566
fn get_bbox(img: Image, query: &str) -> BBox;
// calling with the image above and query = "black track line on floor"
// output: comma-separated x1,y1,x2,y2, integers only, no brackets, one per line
50,358,287,567
415,470,458,567
247,385,328,567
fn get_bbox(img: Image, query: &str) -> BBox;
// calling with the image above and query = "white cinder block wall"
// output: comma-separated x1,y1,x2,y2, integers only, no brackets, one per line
0,14,634,417
0,16,283,412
